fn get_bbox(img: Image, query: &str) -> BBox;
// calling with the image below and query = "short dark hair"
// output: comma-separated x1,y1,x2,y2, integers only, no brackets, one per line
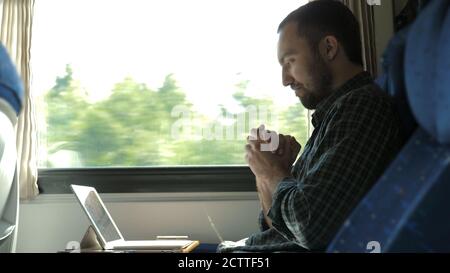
278,0,363,66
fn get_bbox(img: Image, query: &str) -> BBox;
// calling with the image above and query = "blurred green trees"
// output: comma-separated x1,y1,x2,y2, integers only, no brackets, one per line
42,65,308,167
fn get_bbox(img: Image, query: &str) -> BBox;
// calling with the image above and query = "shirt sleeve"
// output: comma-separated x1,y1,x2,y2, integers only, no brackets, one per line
258,210,270,232
267,90,401,250
258,165,299,232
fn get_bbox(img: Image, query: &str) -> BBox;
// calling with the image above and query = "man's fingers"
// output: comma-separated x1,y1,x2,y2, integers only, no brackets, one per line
245,144,252,161
276,134,285,155
290,136,301,162
249,124,277,146
244,144,251,163
259,125,272,142
249,125,266,141
258,124,265,135
290,136,301,153
249,125,287,153
247,139,261,150
284,135,292,154
260,131,279,152
245,143,252,151
247,134,260,146
249,128,258,140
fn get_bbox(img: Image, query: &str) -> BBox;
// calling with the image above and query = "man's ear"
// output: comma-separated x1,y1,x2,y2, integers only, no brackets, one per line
320,35,339,61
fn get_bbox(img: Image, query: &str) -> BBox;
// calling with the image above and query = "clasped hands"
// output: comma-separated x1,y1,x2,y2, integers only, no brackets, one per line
245,125,301,193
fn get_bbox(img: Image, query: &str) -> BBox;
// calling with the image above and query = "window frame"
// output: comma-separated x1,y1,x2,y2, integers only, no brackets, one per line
37,166,256,194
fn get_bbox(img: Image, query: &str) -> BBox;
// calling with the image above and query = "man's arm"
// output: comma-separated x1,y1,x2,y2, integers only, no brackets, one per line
256,177,274,229
246,128,301,231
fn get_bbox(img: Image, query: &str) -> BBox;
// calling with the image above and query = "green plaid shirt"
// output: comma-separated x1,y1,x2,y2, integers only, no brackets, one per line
218,72,403,252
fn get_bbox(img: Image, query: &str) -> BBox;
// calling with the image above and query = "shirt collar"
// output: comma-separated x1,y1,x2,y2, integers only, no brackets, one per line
311,71,373,128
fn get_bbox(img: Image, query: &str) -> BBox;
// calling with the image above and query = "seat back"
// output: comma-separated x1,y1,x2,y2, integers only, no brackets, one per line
327,0,450,253
374,25,416,142
0,43,23,253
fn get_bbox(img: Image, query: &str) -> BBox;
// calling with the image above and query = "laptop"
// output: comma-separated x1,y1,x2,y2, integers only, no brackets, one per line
70,184,196,252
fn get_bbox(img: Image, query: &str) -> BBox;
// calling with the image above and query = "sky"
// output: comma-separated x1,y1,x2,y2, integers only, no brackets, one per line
31,0,308,117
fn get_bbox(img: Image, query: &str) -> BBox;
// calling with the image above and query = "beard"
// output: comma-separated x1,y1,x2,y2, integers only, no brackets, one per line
298,51,333,110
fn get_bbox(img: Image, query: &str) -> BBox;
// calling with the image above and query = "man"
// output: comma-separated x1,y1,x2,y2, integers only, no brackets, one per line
218,0,402,252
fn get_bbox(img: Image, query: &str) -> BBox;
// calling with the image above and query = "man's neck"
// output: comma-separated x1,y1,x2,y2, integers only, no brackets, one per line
331,64,364,91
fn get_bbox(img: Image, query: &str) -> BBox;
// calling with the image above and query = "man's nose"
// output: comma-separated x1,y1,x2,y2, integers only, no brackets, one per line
282,67,293,87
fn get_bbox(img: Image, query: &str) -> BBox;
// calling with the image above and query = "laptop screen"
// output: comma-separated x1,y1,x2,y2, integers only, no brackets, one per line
84,191,122,242
72,185,122,243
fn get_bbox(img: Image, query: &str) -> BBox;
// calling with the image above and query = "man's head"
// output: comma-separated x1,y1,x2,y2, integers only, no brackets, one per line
277,0,363,109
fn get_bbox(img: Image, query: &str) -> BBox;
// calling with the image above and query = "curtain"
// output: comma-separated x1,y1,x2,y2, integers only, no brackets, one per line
0,0,38,200
340,0,378,76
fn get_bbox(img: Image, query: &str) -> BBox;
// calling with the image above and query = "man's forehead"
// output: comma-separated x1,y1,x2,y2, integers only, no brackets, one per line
280,21,299,36
278,23,308,58
278,22,307,47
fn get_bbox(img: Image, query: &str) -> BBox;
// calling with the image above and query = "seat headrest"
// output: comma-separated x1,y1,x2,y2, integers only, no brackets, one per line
0,43,23,116
405,1,450,144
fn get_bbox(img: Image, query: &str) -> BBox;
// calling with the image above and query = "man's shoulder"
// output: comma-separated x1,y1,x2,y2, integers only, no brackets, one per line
321,82,399,128
334,82,395,111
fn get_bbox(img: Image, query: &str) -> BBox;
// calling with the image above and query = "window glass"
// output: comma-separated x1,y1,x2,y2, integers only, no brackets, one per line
32,0,309,167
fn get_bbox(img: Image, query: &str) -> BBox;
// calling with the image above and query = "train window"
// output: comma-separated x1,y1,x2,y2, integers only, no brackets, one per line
32,0,309,169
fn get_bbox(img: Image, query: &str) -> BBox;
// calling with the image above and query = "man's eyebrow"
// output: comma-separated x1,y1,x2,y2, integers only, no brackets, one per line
279,49,297,64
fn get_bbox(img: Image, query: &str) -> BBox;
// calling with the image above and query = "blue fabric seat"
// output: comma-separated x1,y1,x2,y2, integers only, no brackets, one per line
327,0,450,253
375,25,416,142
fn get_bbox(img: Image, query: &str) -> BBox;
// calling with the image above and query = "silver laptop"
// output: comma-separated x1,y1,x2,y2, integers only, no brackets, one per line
70,184,193,251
